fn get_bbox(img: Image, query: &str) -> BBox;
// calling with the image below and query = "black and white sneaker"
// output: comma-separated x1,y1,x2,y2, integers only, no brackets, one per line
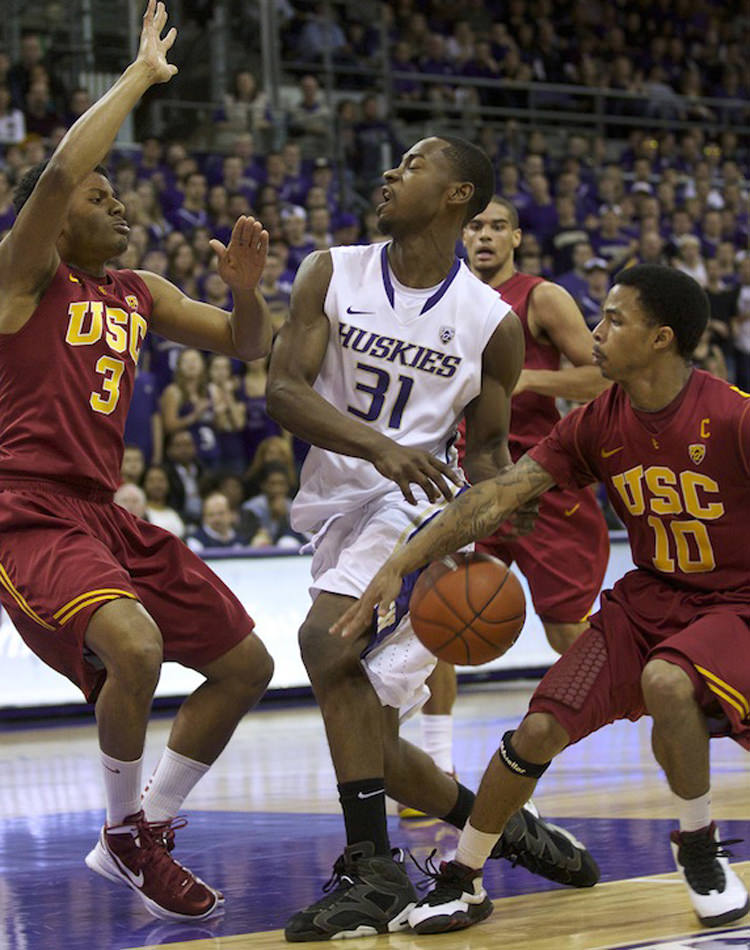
409,856,493,934
284,842,416,942
671,823,749,927
490,800,600,887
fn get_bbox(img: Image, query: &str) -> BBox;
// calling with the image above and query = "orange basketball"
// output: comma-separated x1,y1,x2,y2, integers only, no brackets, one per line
409,552,526,666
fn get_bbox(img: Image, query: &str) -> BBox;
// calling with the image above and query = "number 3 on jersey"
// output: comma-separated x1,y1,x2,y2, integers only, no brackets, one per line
90,356,125,415
347,361,414,429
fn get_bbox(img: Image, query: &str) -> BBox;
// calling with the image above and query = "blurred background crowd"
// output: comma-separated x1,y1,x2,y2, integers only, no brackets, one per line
1,0,748,552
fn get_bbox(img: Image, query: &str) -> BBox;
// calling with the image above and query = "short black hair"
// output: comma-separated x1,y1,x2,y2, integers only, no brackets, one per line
486,194,519,229
13,160,109,213
613,264,709,359
435,135,495,225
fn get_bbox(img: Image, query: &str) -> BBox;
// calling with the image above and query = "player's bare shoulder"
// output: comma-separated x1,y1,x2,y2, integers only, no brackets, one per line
291,248,333,304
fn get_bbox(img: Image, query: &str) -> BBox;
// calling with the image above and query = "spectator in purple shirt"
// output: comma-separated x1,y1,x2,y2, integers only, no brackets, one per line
167,171,210,233
556,240,594,302
519,173,558,244
281,205,316,274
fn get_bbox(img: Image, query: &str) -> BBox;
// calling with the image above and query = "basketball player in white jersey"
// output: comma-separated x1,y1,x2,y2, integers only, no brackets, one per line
267,136,595,942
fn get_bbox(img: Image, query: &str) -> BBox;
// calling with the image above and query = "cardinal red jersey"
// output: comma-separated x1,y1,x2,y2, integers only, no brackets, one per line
0,262,151,494
456,271,559,462
499,271,559,455
530,370,750,598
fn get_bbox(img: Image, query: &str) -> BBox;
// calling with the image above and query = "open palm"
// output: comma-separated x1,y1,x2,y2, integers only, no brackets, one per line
210,216,270,292
137,0,178,84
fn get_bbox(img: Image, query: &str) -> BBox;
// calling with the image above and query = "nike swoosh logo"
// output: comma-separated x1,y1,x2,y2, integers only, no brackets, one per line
103,765,121,773
601,446,624,458
346,306,375,314
564,503,580,517
357,789,385,799
111,850,145,888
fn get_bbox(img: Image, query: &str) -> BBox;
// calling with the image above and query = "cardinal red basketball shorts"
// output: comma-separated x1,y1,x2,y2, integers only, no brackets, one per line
0,479,255,702
478,483,608,624
527,573,750,749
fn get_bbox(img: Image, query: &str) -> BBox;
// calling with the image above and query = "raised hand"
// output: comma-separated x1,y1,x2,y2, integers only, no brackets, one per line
137,0,178,84
373,442,462,506
209,216,269,293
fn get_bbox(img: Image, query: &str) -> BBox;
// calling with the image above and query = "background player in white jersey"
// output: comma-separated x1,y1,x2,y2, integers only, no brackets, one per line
267,136,596,942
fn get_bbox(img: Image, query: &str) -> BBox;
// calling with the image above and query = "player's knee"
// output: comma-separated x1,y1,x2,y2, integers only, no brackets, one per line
298,618,354,685
105,625,163,692
513,712,569,764
543,621,586,655
641,658,695,714
222,633,275,692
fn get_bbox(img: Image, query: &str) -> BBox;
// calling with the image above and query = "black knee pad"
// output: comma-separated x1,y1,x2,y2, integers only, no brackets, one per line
497,729,551,780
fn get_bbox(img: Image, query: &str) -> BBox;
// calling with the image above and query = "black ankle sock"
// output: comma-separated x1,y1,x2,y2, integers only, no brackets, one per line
441,781,476,830
338,778,391,856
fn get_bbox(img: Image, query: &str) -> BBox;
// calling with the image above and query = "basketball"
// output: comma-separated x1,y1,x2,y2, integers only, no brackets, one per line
409,552,526,666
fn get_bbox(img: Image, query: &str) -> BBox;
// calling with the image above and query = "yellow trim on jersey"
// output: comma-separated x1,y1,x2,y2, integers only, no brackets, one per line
56,592,137,626
54,588,137,625
0,561,55,630
695,664,750,719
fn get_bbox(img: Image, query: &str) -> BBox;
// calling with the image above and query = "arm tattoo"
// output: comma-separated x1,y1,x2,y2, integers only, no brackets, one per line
395,455,554,574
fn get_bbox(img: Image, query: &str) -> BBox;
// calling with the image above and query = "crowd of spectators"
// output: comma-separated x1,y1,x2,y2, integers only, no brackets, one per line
1,2,749,552
280,0,750,128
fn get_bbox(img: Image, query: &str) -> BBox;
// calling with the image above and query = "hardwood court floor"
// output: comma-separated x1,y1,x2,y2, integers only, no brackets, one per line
2,682,750,950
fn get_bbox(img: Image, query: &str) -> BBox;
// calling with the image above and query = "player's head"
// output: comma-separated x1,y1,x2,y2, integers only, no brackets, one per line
14,161,128,264
593,264,709,380
462,196,521,282
377,136,494,238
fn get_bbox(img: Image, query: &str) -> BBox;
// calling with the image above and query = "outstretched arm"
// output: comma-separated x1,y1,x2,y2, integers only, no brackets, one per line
332,453,556,638
0,0,177,319
140,215,273,361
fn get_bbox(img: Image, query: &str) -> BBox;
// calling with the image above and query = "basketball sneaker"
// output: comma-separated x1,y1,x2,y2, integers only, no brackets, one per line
671,823,749,927
284,842,416,941
408,856,493,934
85,810,224,921
489,800,600,887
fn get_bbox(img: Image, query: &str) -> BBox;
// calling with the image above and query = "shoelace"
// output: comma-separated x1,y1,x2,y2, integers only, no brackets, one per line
146,815,187,853
409,848,469,899
322,853,356,894
131,816,203,893
681,833,743,891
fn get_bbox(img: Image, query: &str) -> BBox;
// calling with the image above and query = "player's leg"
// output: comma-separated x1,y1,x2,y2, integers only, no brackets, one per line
642,625,750,928
409,711,571,934
90,509,268,920
398,659,457,819
285,591,419,942
82,597,226,921
141,631,273,819
421,659,457,769
84,598,164,810
408,618,647,934
541,619,587,654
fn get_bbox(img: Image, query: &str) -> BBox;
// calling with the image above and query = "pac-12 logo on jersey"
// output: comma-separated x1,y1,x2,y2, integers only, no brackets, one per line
439,326,455,343
689,444,706,464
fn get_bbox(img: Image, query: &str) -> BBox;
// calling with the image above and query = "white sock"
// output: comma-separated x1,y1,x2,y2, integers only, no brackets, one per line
141,747,210,822
455,820,499,871
101,751,143,826
422,714,454,773
675,790,711,833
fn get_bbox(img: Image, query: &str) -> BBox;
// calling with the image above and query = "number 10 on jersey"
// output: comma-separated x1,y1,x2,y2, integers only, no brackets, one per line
347,362,414,429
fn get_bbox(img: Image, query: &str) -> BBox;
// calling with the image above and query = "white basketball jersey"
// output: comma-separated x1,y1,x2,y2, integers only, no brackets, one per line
292,242,511,532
